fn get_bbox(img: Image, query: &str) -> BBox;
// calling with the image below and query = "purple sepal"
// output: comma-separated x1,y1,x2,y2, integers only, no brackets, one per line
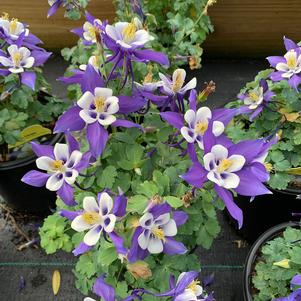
284,36,299,51
65,132,79,152
60,209,82,221
47,1,62,18
32,50,52,66
31,142,54,158
118,94,146,114
21,170,49,187
149,202,171,219
173,210,188,226
87,122,109,158
181,162,208,188
73,242,93,256
160,111,184,130
112,119,143,130
81,64,104,93
109,231,127,255
291,274,301,287
127,227,148,263
163,237,187,255
133,49,169,66
189,89,197,111
113,193,127,217
93,276,116,301
57,182,77,206
21,72,36,90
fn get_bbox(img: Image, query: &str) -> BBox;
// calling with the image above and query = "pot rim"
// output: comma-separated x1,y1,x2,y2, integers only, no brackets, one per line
0,133,64,170
243,221,300,301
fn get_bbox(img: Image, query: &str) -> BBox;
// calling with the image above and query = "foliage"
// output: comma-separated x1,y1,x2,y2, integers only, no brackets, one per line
226,70,301,190
252,226,301,301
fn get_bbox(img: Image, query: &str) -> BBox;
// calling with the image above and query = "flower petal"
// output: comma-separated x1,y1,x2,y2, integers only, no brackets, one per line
83,196,99,212
84,225,102,246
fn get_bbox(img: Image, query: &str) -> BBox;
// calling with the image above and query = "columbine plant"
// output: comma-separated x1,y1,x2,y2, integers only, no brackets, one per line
252,225,301,301
23,7,274,300
0,13,67,161
226,37,301,191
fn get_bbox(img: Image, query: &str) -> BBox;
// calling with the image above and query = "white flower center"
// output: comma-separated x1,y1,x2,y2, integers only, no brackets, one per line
82,211,102,225
122,23,137,43
51,159,66,172
151,226,165,241
12,52,23,67
194,120,208,135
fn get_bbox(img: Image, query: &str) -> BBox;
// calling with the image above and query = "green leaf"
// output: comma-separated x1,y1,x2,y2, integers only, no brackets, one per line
97,166,117,188
127,195,149,213
164,196,183,208
136,181,158,198
98,247,118,266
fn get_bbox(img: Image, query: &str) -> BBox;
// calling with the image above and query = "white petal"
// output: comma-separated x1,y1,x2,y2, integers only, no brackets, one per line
162,219,177,236
207,170,223,187
94,87,113,99
196,107,212,122
181,126,196,143
222,172,240,189
158,72,173,94
180,77,197,93
138,229,151,249
0,56,12,67
77,91,94,109
84,298,97,301
54,143,69,161
139,212,154,229
103,214,116,233
105,24,119,41
203,153,216,171
66,150,82,168
98,114,116,126
116,40,132,49
172,69,186,85
154,213,170,226
7,45,18,56
84,225,102,246
83,196,99,212
36,156,54,171
176,272,187,285
176,290,197,301
98,192,113,215
22,57,34,68
276,62,289,72
46,173,64,191
83,21,93,32
147,237,163,254
71,215,92,232
195,285,203,296
212,121,225,137
227,155,246,172
105,96,119,114
79,110,97,124
210,144,228,161
132,29,152,45
19,47,31,59
64,169,79,185
196,138,204,150
184,109,196,127
9,67,23,73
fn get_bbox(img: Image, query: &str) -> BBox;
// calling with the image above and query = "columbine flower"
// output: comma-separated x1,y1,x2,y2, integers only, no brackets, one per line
93,276,116,301
22,134,90,206
72,12,104,44
61,191,127,254
267,37,301,91
47,0,63,17
54,65,142,158
156,271,214,301
128,203,187,262
0,45,34,73
0,17,29,40
0,44,51,89
182,130,273,228
238,79,275,121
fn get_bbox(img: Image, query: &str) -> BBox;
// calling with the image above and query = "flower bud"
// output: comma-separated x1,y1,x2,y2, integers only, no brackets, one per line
127,261,152,280
273,259,290,269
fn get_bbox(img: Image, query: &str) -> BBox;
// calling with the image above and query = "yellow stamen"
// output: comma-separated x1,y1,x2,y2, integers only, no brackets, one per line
82,211,101,225
12,52,22,66
287,51,297,69
152,227,165,241
172,72,184,92
187,280,201,294
264,162,273,172
248,91,259,102
94,96,106,113
217,159,233,173
195,121,208,135
122,23,136,43
9,18,18,33
1,12,9,20
51,160,65,172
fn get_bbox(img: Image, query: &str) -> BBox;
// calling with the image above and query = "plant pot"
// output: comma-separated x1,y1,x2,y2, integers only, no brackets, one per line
0,133,63,215
228,186,301,243
243,222,298,301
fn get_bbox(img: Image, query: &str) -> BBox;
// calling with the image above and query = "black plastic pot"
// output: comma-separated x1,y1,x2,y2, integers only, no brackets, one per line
0,134,63,215
243,222,298,301
228,186,301,243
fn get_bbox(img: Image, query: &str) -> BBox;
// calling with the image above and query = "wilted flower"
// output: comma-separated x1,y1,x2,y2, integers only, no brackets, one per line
127,261,152,279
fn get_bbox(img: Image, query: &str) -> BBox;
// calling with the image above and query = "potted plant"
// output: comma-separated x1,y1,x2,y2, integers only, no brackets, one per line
225,37,301,242
0,13,68,213
244,222,301,301
21,4,277,298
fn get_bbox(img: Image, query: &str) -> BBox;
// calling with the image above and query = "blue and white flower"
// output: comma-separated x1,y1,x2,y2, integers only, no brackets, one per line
82,18,103,43
0,45,34,73
71,193,117,246
0,17,29,40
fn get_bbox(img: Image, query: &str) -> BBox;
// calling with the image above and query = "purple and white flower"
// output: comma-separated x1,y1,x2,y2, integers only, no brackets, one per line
71,193,117,246
128,203,188,262
61,191,127,254
156,271,214,301
22,134,90,206
182,130,273,228
238,79,275,121
106,21,153,50
267,37,301,91
273,274,301,301
0,45,34,73
0,17,29,41
159,69,196,97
